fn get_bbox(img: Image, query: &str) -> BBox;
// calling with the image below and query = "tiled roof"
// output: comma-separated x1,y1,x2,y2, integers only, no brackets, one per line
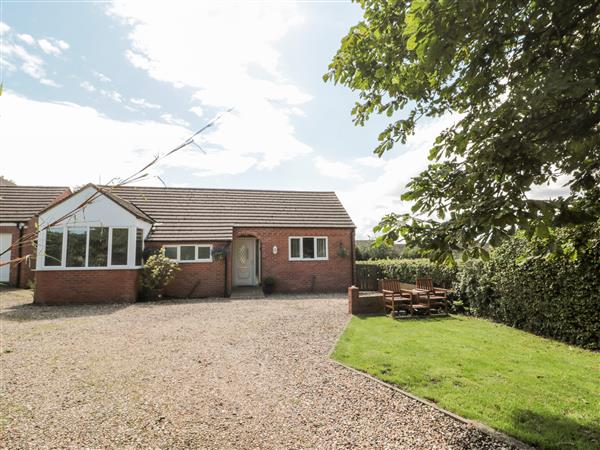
0,185,71,223
111,186,355,241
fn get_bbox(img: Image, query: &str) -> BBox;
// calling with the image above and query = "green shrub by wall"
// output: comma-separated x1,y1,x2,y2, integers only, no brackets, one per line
455,224,600,350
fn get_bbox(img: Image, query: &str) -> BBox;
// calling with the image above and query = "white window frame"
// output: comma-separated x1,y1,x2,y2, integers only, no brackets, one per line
288,236,328,261
163,244,213,263
43,226,65,267
40,225,140,270
109,227,129,267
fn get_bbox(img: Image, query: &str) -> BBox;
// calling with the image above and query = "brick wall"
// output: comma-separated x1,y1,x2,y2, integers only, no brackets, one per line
348,286,385,315
232,227,354,294
145,241,229,298
34,269,139,305
0,217,37,288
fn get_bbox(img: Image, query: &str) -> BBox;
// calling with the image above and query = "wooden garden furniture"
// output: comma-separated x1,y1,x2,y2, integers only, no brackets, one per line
380,279,413,315
416,278,449,315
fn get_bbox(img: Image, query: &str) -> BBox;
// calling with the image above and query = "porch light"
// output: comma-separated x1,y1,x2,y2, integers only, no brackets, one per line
273,245,278,255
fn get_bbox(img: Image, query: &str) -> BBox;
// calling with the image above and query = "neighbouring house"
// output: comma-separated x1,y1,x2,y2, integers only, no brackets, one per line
33,184,355,305
0,185,71,287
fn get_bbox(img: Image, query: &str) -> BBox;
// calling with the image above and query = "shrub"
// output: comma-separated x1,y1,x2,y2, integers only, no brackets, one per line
360,224,600,349
262,276,276,295
140,249,180,296
455,224,600,350
357,258,459,288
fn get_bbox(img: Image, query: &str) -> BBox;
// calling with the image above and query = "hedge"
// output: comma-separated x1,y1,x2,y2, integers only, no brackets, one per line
455,224,600,350
357,258,459,288
357,223,600,350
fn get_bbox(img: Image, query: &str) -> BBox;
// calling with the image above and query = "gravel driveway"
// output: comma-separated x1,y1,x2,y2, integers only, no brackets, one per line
1,288,513,449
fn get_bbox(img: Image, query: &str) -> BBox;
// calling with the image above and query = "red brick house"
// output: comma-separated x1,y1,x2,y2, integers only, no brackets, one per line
0,185,71,287
34,184,355,304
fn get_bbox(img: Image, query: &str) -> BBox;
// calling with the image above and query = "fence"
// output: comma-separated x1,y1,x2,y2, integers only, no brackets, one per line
355,264,382,291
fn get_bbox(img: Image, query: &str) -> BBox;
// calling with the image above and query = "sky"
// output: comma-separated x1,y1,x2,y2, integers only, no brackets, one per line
0,1,455,238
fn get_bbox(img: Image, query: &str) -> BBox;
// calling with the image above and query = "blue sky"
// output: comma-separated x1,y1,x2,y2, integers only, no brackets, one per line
0,1,453,238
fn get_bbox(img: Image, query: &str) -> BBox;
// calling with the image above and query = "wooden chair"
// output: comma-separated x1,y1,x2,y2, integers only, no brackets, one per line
380,279,413,315
416,278,449,314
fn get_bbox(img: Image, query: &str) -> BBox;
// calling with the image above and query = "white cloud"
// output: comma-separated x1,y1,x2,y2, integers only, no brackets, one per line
528,174,571,199
80,81,96,92
4,44,45,79
161,113,189,127
93,71,111,82
1,27,67,82
355,156,386,168
38,38,62,56
108,2,312,175
57,40,70,50
100,89,123,103
125,50,151,71
0,93,195,186
314,156,362,181
17,33,35,45
130,97,161,109
338,116,457,238
189,106,203,118
40,78,61,87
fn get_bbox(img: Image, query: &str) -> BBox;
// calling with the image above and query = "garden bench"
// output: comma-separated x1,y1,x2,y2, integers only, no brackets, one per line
380,279,430,316
416,278,449,315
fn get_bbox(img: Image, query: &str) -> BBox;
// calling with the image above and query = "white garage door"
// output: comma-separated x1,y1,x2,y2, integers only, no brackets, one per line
0,233,12,283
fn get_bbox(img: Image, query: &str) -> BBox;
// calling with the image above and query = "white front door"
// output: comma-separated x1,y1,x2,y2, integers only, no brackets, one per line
233,238,256,287
0,233,12,283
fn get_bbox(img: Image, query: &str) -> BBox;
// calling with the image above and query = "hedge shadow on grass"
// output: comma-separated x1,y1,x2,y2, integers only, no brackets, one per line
510,409,600,450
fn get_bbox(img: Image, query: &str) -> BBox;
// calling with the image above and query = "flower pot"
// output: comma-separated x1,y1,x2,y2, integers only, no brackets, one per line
263,284,274,295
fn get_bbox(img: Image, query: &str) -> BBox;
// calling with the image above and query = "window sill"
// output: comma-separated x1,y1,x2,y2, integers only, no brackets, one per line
35,266,142,271
168,259,213,264
288,258,329,262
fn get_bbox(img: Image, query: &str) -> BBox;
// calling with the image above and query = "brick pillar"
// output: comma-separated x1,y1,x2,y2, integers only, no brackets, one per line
348,285,359,314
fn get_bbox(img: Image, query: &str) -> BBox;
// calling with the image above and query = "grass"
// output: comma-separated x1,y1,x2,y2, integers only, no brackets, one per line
332,315,600,450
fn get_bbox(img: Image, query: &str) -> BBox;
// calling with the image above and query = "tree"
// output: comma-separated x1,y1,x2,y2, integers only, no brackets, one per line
325,0,600,263
0,176,16,186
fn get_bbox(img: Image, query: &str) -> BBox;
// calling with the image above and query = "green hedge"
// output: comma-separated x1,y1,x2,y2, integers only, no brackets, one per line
455,224,600,350
357,258,459,288
358,224,600,349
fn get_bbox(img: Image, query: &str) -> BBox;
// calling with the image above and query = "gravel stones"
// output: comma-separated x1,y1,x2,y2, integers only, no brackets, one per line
0,289,515,449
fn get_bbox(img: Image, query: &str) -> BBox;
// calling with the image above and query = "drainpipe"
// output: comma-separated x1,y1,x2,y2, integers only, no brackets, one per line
351,229,356,286
16,222,25,288
223,242,231,298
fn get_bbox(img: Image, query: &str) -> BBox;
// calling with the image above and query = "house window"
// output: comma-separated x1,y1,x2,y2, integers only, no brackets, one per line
180,245,196,261
42,226,135,269
66,227,87,267
197,245,211,261
164,246,178,260
289,237,328,260
316,238,327,258
88,227,109,267
111,228,129,266
302,237,315,259
135,228,144,266
44,227,63,266
290,238,300,258
162,244,212,262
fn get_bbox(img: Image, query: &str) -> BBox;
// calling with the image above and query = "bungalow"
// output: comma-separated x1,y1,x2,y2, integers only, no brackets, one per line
34,184,355,304
0,185,71,287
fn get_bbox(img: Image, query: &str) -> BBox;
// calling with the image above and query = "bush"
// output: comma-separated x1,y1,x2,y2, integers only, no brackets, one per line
357,258,459,288
455,224,600,350
140,249,180,298
360,224,600,349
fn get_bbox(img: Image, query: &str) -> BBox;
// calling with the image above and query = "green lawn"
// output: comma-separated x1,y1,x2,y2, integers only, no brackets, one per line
332,315,600,450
